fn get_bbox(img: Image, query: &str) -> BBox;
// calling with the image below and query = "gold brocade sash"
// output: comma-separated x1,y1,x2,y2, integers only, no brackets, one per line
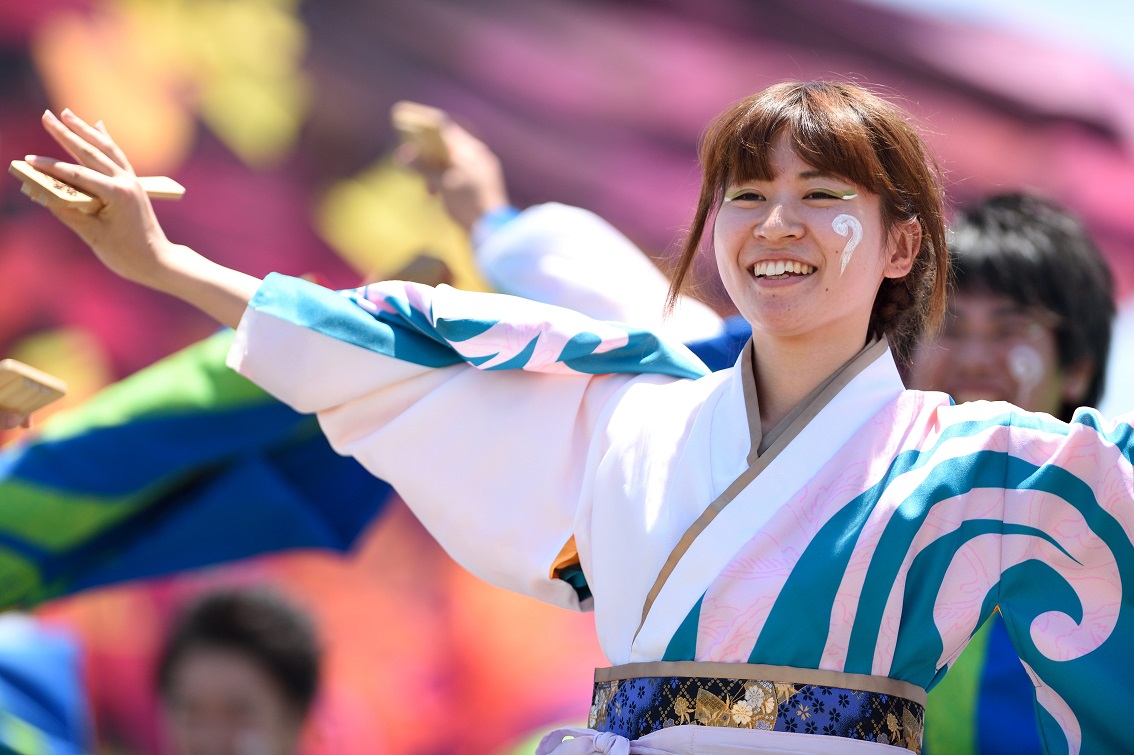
589,662,925,753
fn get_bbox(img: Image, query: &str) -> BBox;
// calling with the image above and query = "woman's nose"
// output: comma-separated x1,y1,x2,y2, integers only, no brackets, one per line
755,202,803,239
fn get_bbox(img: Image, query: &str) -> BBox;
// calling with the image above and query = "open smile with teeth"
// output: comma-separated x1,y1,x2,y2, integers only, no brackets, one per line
752,260,816,279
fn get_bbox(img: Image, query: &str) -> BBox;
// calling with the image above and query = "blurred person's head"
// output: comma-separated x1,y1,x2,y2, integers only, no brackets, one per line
156,588,321,755
907,192,1114,419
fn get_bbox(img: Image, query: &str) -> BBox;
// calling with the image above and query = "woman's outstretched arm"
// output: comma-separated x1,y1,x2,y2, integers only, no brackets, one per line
22,109,260,330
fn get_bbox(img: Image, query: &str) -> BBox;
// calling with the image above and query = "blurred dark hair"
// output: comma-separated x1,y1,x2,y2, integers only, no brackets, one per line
669,80,948,365
156,588,322,717
949,192,1115,416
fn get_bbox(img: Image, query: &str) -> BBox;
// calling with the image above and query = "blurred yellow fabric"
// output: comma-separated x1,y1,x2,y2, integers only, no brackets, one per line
316,161,490,291
31,0,309,172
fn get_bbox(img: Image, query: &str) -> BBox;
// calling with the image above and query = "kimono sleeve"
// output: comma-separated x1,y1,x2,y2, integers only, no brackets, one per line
995,406,1134,754
227,273,706,611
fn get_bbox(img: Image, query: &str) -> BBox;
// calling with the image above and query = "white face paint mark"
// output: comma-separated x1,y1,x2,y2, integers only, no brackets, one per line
832,214,863,273
1007,344,1045,404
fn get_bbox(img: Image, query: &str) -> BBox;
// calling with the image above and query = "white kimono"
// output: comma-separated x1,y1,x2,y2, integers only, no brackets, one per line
227,272,1134,755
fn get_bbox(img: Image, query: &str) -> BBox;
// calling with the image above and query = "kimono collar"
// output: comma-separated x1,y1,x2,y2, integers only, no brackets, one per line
741,337,892,463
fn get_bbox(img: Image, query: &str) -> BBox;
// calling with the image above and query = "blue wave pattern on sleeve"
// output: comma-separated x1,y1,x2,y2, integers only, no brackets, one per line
250,273,710,380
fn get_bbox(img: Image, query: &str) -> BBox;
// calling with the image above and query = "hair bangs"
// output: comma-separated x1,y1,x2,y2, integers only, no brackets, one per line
704,82,890,197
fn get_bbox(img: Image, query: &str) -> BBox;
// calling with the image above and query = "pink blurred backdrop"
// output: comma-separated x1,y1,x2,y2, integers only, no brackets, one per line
2,1,1132,752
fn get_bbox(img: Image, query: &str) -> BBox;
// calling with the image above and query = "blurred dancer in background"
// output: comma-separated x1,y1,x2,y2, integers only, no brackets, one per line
157,588,321,755
401,113,726,344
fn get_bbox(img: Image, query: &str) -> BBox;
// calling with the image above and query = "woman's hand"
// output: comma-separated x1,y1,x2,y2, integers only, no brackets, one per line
24,110,186,290
22,109,262,330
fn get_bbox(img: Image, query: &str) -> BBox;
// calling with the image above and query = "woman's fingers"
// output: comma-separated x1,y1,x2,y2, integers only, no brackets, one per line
24,155,119,205
28,110,141,216
60,108,130,172
93,120,134,172
42,111,88,168
41,110,120,176
56,111,132,173
18,174,91,221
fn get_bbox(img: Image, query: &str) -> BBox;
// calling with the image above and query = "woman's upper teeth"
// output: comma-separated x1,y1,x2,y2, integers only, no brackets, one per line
752,260,816,277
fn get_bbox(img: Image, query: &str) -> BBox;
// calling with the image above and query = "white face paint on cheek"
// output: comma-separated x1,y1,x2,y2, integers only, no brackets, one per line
1007,344,1045,405
832,214,863,274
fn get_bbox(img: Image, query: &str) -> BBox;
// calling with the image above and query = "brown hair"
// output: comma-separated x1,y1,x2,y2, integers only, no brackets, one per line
669,80,948,364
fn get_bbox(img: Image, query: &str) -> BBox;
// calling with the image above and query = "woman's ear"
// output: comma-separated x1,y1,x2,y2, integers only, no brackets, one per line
883,218,921,279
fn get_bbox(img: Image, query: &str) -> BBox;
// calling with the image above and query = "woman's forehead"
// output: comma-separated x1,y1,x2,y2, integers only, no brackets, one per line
724,132,857,185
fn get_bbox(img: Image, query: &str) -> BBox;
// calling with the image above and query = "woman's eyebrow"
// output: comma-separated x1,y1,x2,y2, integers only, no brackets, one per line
797,170,846,182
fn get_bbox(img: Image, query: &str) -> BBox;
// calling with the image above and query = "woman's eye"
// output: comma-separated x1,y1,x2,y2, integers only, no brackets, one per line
806,190,842,200
725,191,763,202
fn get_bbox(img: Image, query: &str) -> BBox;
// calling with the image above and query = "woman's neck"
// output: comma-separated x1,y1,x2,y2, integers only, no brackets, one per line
750,329,870,431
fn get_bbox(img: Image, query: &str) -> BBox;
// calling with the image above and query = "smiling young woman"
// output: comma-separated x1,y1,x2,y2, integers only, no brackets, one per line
672,81,947,358
709,131,922,428
19,81,1134,755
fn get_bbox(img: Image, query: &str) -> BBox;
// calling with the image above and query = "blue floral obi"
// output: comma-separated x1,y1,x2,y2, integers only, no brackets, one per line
588,662,925,753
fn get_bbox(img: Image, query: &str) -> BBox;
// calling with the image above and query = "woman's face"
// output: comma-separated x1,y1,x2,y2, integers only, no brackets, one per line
713,132,915,349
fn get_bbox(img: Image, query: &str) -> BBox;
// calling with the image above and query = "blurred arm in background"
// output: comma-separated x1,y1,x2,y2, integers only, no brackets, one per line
400,115,726,344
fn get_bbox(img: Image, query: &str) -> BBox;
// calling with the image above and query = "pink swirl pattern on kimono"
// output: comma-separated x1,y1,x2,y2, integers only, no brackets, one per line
1009,412,1134,549
450,318,628,372
694,397,1126,686
696,396,922,663
821,413,1011,650
356,281,634,374
926,531,1004,671
828,411,1126,675
351,279,435,319
871,487,1119,676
